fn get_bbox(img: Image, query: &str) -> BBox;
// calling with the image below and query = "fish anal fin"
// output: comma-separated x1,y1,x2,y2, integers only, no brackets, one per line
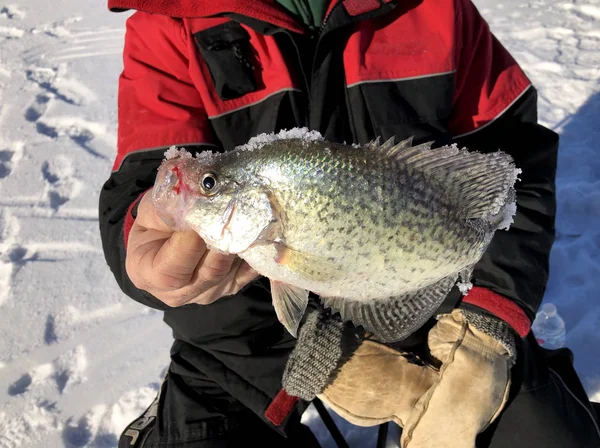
320,276,457,343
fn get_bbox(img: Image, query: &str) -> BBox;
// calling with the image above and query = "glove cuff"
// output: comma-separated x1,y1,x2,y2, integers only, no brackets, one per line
460,309,517,363
283,309,361,401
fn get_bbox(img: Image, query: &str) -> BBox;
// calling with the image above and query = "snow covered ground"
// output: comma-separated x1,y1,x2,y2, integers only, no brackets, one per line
0,0,598,447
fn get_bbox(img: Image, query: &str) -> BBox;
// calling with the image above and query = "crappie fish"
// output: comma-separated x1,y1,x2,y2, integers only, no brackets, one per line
151,128,520,342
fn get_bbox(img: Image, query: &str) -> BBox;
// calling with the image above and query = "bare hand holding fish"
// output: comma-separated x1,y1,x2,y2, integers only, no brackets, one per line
125,190,259,306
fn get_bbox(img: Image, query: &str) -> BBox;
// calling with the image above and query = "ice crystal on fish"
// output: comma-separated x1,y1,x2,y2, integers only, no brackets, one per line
237,127,324,152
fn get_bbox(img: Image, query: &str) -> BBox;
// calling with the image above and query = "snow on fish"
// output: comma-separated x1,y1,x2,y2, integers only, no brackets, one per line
151,128,520,342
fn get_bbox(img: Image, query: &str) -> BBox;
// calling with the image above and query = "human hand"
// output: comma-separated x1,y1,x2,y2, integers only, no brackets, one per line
125,191,259,306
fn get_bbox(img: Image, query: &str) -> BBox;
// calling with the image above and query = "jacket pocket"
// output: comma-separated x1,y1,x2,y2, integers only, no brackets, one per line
345,72,455,144
194,22,259,100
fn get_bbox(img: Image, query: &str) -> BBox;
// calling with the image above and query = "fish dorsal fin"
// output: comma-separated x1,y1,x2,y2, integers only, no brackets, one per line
366,136,381,150
372,137,520,221
380,136,396,152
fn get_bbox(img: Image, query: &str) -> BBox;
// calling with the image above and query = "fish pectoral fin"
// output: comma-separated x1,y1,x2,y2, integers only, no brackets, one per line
270,280,310,337
274,243,342,282
247,189,285,247
320,275,457,343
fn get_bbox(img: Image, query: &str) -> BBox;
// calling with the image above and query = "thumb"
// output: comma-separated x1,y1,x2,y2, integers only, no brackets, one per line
135,190,175,233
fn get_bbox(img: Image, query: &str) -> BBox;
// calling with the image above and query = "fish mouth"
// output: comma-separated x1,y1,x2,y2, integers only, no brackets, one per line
153,160,180,203
151,159,198,230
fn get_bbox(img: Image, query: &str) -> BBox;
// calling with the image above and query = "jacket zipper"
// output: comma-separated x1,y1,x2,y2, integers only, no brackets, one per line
307,1,340,127
273,1,341,125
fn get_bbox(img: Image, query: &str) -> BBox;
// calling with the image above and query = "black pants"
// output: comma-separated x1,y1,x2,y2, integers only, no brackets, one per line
119,335,599,448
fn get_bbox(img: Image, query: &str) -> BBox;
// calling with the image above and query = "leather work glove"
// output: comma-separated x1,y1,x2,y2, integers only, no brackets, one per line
282,307,517,448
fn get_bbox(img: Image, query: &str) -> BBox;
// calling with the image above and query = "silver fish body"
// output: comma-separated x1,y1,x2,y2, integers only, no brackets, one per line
152,129,519,341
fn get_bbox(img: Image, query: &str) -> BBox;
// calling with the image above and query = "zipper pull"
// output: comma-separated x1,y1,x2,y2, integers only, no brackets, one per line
307,25,319,39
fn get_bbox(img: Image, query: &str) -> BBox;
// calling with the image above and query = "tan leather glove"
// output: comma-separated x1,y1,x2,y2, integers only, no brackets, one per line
283,308,517,448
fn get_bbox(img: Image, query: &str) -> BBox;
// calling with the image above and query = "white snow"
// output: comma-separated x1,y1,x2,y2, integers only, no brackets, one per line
0,0,598,447
0,25,24,38
165,127,323,162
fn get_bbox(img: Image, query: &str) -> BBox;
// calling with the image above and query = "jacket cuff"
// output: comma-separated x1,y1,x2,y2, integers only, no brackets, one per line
462,286,531,338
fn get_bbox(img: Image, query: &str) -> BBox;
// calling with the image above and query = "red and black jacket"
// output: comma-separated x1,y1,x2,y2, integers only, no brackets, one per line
99,0,558,439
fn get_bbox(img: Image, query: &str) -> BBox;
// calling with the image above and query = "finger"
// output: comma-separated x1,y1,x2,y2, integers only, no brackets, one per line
151,230,208,289
164,256,240,306
196,250,238,284
126,236,167,291
180,258,258,305
233,260,260,290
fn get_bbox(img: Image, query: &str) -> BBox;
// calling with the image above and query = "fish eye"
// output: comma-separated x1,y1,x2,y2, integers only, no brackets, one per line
200,172,218,195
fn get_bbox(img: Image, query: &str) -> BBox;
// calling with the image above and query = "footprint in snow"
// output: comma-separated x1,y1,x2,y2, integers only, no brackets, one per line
36,118,108,160
24,93,52,122
41,155,81,210
6,363,53,397
44,314,58,345
0,142,24,179
62,384,161,448
54,345,88,394
6,346,88,399
0,149,14,178
26,64,96,106
0,5,26,20
0,400,60,448
8,373,33,396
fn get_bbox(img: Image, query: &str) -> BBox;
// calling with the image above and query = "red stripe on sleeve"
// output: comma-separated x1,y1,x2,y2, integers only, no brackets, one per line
463,286,531,337
123,191,148,250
